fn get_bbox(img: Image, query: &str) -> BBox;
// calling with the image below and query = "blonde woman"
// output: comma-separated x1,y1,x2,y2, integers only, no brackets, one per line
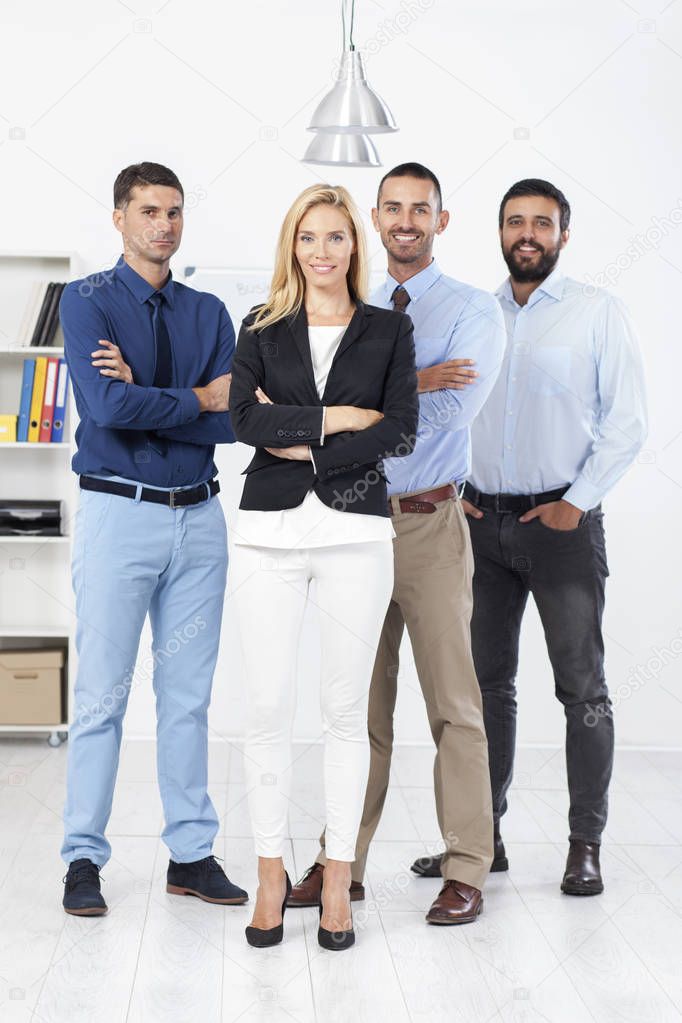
229,184,418,950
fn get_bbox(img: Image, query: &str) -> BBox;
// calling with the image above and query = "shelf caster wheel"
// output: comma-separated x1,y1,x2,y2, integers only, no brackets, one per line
47,732,62,747
57,731,68,742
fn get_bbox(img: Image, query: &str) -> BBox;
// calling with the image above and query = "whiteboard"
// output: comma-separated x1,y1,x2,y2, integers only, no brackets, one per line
182,266,387,328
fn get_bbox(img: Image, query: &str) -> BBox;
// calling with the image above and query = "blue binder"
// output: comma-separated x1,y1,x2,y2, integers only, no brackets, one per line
17,359,35,442
51,359,69,443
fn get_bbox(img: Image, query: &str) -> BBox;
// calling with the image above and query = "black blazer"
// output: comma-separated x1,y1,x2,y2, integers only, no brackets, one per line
229,300,418,516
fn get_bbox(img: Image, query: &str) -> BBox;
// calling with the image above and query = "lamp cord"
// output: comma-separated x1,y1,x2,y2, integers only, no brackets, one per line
341,0,356,50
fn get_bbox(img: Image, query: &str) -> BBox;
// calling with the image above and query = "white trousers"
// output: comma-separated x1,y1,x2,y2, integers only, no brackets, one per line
230,540,394,861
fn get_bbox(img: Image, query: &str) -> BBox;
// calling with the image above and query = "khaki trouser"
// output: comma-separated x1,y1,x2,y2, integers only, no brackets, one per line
315,486,494,889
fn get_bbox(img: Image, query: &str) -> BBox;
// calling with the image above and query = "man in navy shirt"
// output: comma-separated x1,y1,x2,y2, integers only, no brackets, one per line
60,162,247,916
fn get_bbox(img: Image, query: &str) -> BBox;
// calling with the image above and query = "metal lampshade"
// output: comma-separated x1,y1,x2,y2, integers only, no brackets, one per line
308,50,397,135
302,131,381,167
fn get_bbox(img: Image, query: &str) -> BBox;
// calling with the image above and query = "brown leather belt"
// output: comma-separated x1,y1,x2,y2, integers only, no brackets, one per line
389,483,457,515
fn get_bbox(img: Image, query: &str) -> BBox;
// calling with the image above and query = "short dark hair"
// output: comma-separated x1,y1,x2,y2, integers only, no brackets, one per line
113,162,184,209
499,178,570,232
377,162,442,212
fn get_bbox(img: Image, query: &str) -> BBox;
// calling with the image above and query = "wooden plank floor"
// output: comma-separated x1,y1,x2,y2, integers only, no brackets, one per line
0,739,680,1022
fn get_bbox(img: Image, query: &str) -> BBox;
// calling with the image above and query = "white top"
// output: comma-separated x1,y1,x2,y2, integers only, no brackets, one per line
469,270,648,511
233,325,395,549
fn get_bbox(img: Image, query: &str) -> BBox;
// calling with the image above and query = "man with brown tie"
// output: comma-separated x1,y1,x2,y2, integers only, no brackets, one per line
288,163,506,924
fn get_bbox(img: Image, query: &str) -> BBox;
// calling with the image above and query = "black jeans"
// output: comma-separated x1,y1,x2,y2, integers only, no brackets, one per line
468,506,612,843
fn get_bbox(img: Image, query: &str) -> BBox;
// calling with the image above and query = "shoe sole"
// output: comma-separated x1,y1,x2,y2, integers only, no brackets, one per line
287,889,365,908
63,906,108,916
490,857,509,872
561,883,603,896
166,883,248,904
426,900,483,926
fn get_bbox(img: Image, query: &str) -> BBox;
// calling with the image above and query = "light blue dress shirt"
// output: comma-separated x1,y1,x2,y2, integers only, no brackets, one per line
469,269,648,511
374,260,506,496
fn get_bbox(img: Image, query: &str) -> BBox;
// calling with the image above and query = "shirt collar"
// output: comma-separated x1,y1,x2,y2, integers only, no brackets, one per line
495,266,566,308
382,258,442,305
115,255,176,309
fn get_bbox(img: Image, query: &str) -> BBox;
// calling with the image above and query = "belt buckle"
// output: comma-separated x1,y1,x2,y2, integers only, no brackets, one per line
494,493,501,513
169,488,181,509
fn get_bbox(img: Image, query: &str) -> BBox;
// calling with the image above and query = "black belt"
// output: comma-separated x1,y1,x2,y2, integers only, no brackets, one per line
80,474,220,509
462,481,569,514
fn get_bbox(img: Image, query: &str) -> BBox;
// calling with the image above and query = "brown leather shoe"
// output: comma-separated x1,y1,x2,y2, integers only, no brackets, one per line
561,840,603,895
426,880,483,925
286,863,365,908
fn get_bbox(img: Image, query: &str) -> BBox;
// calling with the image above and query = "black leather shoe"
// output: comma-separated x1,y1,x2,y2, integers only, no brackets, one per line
63,858,108,916
410,853,443,878
491,821,509,872
318,900,355,951
561,840,603,895
411,822,510,878
166,855,248,904
245,872,292,948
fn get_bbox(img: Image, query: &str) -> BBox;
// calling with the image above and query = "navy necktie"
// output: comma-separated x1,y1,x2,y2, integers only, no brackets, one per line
148,292,172,456
149,292,173,388
391,285,411,312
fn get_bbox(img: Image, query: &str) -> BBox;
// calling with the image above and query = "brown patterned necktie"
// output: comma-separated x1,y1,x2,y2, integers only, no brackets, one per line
391,285,411,312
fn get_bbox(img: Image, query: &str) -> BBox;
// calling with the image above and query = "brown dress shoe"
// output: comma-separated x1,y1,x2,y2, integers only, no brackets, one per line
286,863,365,908
426,880,483,925
561,840,603,895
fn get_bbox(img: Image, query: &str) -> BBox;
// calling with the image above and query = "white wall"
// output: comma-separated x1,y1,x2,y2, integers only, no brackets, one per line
2,0,681,747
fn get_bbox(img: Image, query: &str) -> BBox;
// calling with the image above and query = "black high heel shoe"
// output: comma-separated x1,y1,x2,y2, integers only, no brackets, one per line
245,871,292,948
318,897,355,951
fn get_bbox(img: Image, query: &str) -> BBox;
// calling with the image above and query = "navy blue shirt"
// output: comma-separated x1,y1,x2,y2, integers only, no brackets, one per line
61,257,235,487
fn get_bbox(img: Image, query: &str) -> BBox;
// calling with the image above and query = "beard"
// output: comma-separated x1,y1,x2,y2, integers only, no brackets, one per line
502,239,561,283
382,229,432,265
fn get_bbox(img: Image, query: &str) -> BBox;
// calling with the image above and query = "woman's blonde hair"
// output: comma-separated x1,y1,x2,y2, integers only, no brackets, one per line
249,183,369,331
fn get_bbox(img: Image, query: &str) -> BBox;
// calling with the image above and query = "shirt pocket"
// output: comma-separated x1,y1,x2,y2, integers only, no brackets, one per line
529,345,572,396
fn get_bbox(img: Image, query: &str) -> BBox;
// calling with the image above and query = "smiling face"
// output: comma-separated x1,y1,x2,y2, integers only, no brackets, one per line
113,183,184,265
294,203,356,292
500,195,568,283
372,175,448,269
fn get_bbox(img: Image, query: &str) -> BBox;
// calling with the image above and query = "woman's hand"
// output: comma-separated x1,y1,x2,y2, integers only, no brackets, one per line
265,445,312,461
255,386,383,437
325,406,384,434
91,339,133,383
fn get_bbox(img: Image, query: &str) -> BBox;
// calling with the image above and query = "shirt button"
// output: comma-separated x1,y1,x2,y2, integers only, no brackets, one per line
511,376,517,382
507,410,513,416
506,444,513,450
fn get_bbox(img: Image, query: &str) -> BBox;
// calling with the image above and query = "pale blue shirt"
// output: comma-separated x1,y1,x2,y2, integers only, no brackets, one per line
374,260,506,496
469,269,648,511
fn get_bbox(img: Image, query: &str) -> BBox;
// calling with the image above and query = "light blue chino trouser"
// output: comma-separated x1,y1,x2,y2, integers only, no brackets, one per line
61,480,228,867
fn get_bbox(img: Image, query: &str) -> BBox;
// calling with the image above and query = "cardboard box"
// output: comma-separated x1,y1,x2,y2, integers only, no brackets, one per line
0,649,65,724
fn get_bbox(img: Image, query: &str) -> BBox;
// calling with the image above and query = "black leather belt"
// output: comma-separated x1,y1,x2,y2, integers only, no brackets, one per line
462,481,569,514
79,474,220,509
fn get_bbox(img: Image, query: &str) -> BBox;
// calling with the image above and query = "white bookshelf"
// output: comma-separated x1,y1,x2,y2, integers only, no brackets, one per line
0,251,78,745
